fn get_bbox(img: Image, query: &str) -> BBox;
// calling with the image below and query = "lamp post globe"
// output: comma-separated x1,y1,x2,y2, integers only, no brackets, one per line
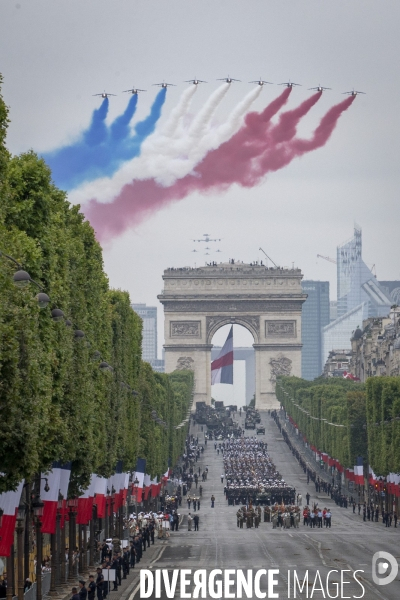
13,269,31,288
51,308,64,322
36,292,50,308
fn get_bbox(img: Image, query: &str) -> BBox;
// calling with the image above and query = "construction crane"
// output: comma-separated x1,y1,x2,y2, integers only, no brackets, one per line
259,247,278,268
317,254,337,265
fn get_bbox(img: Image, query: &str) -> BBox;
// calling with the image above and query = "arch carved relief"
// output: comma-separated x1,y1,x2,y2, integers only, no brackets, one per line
206,315,260,344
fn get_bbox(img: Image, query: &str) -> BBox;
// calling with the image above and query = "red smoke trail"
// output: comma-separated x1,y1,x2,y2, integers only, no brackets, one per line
251,95,356,182
86,95,354,242
270,92,321,143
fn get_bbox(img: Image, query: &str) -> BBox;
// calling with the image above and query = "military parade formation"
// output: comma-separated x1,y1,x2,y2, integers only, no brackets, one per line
221,437,296,506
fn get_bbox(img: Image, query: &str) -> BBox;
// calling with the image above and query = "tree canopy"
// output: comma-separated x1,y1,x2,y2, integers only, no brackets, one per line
0,76,192,494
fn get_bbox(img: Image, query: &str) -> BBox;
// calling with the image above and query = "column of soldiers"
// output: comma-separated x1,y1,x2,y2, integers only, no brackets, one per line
223,437,296,506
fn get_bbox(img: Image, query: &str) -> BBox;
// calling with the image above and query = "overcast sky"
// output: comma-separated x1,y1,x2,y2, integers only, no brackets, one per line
1,0,399,355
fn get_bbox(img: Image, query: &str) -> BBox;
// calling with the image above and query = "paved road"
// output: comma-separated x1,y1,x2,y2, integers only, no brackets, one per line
132,411,400,599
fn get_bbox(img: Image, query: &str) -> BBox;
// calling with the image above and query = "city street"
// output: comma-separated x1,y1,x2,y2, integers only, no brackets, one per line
132,412,400,600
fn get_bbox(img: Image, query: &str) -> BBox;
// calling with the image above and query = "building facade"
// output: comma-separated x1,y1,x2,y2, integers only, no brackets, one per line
323,349,352,378
131,303,158,363
349,307,400,381
301,281,330,380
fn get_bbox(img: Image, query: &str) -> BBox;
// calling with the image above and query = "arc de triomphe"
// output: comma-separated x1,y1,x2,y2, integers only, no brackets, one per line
158,262,306,410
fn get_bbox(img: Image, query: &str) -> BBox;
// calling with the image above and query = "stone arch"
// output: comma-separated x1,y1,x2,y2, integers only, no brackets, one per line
158,262,306,409
206,315,260,345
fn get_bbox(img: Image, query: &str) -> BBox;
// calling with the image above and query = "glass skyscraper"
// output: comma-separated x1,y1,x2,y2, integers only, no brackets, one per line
322,227,392,367
131,303,158,363
301,281,330,380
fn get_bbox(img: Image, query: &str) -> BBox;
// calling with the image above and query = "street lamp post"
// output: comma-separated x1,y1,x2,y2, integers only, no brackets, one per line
105,490,110,539
16,504,26,600
132,478,139,523
32,494,44,600
55,502,62,588
110,488,115,538
88,505,96,568
67,498,78,582
59,500,67,585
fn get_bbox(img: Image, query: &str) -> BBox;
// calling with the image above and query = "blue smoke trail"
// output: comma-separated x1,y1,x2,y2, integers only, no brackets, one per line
110,94,138,141
84,98,109,146
42,88,167,191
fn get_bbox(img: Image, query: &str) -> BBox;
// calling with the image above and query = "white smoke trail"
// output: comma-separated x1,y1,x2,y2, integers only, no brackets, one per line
156,84,198,138
151,85,263,185
128,83,232,184
187,83,230,138
69,86,262,206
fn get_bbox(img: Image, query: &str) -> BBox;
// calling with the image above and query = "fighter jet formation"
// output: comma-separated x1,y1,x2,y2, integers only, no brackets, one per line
93,91,116,98
193,234,222,243
153,82,176,88
343,89,366,96
217,76,241,83
309,84,331,92
93,78,366,99
279,80,301,88
185,78,207,85
123,87,146,95
249,78,273,86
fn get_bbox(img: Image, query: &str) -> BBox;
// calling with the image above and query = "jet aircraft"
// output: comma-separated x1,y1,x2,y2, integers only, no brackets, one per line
278,80,301,88
217,76,240,83
343,89,366,96
93,92,116,98
123,87,146,94
185,78,207,85
153,82,176,88
193,234,222,243
249,78,273,86
309,84,331,92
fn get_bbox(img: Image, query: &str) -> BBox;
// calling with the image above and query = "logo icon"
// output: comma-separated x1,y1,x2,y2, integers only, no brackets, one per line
372,551,398,586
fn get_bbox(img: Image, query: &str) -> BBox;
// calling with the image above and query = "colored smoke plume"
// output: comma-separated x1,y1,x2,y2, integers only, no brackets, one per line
110,94,138,141
42,89,166,190
135,85,261,186
86,94,354,242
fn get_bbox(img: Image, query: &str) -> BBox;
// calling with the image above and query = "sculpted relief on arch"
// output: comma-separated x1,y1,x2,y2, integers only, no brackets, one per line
269,354,292,383
206,315,260,343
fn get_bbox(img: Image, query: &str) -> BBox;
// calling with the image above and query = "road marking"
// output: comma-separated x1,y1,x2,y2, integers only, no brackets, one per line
128,546,166,600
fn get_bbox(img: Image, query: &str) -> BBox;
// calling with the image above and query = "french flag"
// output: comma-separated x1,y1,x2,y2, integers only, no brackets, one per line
113,461,124,511
150,477,159,498
93,476,107,518
0,481,24,557
41,462,62,534
354,457,364,485
211,326,233,385
133,458,146,502
77,474,96,525
121,473,130,505
143,475,151,500
59,463,71,528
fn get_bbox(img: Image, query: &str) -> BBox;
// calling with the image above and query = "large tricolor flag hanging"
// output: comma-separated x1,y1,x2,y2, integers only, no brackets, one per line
59,463,71,529
133,458,146,503
211,326,233,385
354,456,364,486
93,476,107,518
0,481,24,557
77,474,96,525
41,462,62,534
